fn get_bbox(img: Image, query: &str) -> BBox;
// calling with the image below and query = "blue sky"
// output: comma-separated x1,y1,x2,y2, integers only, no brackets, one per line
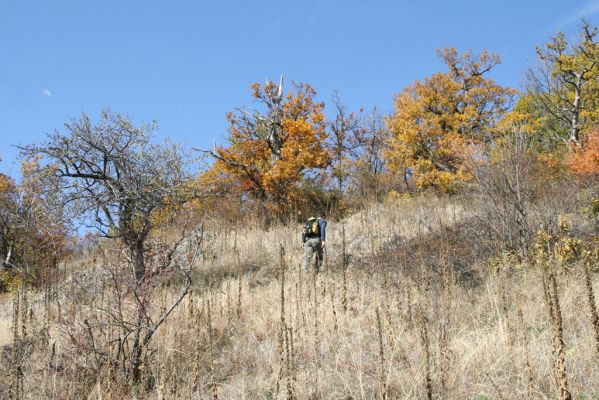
1,0,598,177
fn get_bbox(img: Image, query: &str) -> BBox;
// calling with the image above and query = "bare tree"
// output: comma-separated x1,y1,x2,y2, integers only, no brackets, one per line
20,110,199,383
328,92,364,192
471,126,539,257
355,106,392,197
326,94,393,198
215,75,285,164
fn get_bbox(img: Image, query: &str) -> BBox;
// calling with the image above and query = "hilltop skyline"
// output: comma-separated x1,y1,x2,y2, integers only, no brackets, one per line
1,0,598,176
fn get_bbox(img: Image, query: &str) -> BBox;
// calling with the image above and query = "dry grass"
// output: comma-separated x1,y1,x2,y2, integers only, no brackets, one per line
1,195,598,399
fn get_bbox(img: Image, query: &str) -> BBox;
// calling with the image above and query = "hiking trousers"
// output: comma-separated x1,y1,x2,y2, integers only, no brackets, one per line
303,237,323,273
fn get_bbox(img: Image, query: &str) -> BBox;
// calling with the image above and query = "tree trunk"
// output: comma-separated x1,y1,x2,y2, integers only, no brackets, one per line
130,240,146,282
130,311,144,385
129,238,146,385
570,74,582,144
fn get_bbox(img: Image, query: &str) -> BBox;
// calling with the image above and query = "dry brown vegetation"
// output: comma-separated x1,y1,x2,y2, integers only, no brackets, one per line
0,194,598,399
1,19,598,400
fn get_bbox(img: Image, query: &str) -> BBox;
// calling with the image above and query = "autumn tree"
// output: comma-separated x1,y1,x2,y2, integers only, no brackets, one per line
208,78,330,220
20,111,200,383
0,160,68,290
0,173,18,271
569,128,599,178
526,21,599,146
386,48,516,191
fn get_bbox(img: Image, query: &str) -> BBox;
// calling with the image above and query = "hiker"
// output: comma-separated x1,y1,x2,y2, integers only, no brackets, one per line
302,211,327,273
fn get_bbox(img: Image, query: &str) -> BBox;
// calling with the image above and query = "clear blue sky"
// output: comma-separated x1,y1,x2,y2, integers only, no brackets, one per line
1,0,598,177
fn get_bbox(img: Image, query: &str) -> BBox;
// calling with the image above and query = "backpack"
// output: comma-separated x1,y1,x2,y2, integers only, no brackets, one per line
303,217,320,238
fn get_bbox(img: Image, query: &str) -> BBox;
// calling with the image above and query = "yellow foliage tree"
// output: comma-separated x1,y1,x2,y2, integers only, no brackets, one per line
209,79,330,218
526,22,599,145
386,48,516,191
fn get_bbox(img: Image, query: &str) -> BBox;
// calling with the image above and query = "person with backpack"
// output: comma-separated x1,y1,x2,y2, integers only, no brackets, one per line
302,210,327,273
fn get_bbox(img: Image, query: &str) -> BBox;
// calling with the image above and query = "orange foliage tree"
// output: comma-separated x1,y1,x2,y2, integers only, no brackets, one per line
569,129,599,177
208,79,330,219
386,48,516,191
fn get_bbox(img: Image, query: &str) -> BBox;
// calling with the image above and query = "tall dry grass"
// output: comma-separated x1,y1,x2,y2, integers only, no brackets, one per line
0,194,598,399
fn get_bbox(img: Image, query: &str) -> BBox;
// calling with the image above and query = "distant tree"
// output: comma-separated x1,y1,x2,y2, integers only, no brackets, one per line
526,21,599,146
207,79,330,220
386,48,516,191
328,92,365,193
352,106,392,198
0,173,18,271
500,93,553,141
0,159,68,290
328,99,393,199
20,110,200,383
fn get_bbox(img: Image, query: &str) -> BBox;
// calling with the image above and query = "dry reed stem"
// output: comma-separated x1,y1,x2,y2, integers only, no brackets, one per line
485,371,507,400
405,283,413,329
207,300,218,400
376,307,387,400
330,293,339,334
420,309,433,400
20,288,27,339
437,267,454,397
237,275,242,319
517,306,534,399
187,289,194,321
582,259,599,359
285,326,296,400
10,288,22,400
275,244,287,396
313,269,320,397
342,224,348,313
226,280,232,324
499,274,513,348
158,358,166,400
544,267,572,400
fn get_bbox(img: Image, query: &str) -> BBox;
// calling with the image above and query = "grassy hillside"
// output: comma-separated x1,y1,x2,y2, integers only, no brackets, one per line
1,195,598,399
